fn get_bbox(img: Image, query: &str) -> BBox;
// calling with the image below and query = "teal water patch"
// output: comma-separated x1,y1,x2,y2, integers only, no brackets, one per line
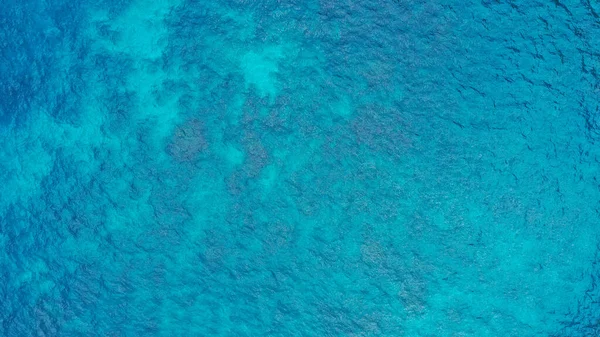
241,46,284,99
2,0,600,336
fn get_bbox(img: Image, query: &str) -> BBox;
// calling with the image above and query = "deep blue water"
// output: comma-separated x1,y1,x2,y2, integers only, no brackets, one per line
1,0,600,335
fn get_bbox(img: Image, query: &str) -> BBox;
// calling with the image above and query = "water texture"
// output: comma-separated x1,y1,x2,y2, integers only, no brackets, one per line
1,0,600,335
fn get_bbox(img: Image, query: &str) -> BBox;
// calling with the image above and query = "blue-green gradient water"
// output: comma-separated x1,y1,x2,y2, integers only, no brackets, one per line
2,0,600,335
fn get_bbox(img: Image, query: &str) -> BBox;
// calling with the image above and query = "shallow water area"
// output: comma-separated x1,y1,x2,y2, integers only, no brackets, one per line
1,0,600,336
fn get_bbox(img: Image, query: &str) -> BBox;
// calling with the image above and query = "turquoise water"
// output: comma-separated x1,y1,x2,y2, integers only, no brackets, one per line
1,0,600,335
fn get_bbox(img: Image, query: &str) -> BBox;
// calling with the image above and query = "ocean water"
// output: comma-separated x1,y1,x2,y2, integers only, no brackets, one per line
1,0,600,335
